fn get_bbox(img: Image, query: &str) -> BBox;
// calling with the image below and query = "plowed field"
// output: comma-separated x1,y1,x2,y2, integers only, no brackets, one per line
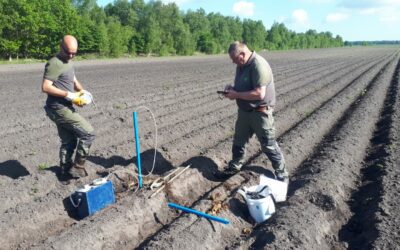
1,47,399,249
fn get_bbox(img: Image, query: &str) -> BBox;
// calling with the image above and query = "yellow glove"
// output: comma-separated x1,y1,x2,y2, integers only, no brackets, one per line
65,91,88,106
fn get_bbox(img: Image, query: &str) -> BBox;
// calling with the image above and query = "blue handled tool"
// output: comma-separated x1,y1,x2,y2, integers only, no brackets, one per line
168,202,230,224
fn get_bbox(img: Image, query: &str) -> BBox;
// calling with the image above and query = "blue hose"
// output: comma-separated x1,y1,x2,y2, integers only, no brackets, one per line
168,202,230,224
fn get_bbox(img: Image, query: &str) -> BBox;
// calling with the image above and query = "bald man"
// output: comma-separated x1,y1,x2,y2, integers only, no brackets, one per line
217,41,288,183
42,35,95,179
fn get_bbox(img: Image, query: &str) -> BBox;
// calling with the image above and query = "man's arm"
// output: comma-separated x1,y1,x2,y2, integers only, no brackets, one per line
225,86,266,101
42,79,69,98
73,76,84,92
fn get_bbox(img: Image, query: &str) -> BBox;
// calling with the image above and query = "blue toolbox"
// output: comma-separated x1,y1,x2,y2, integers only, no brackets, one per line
70,179,116,219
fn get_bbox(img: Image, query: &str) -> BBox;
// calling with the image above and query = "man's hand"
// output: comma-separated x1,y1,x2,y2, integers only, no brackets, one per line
224,84,233,91
220,85,236,100
65,91,88,106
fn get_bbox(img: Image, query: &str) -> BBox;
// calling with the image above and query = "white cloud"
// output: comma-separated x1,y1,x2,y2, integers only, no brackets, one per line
326,12,349,22
339,0,400,24
232,1,255,17
340,0,400,9
379,8,400,22
291,9,309,26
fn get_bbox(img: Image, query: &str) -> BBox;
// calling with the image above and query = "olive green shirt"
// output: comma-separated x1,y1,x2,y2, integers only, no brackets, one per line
234,52,276,111
43,55,75,109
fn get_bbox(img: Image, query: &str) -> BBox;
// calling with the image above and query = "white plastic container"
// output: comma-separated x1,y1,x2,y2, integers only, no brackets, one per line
259,175,288,202
238,185,275,223
81,90,93,105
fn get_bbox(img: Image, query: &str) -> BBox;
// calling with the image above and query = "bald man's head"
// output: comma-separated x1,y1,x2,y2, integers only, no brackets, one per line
59,35,78,61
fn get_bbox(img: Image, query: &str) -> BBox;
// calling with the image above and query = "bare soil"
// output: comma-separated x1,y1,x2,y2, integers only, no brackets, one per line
0,47,399,249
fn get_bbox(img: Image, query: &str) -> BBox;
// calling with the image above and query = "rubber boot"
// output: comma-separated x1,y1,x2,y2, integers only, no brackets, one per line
274,161,289,184
60,162,72,176
69,156,88,178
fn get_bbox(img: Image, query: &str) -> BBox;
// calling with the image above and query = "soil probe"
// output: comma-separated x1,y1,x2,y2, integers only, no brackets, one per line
149,165,191,198
168,202,230,224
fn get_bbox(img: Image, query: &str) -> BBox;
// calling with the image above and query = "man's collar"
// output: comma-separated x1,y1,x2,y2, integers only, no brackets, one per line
244,51,256,66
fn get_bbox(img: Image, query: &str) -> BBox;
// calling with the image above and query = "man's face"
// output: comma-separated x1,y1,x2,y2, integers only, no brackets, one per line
229,52,245,66
60,44,77,61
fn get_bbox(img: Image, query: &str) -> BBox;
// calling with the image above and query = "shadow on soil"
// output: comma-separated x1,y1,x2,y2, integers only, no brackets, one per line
89,149,175,175
62,196,81,220
45,165,74,183
181,156,220,181
0,160,30,179
243,165,276,179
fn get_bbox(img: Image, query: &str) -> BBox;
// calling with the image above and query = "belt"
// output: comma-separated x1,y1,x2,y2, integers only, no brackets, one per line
254,106,268,112
241,106,273,113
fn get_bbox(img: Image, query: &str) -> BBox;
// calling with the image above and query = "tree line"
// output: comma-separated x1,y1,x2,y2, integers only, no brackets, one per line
345,40,400,46
0,0,344,60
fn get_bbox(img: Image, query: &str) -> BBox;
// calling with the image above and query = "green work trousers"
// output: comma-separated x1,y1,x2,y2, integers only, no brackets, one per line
232,108,285,172
45,106,95,167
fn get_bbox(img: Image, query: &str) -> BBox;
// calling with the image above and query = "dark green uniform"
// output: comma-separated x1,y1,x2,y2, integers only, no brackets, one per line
43,56,95,171
231,52,287,178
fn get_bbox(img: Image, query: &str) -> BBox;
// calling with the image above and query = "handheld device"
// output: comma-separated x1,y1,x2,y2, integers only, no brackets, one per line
217,90,228,94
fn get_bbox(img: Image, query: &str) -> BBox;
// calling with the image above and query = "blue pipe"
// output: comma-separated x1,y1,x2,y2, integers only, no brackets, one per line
133,112,142,188
168,202,230,224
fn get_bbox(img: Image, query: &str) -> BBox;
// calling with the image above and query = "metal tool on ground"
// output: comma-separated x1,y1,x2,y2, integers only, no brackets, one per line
149,164,191,198
168,202,230,224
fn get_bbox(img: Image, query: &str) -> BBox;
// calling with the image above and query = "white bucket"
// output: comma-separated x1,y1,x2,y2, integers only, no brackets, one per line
238,185,275,223
259,175,288,202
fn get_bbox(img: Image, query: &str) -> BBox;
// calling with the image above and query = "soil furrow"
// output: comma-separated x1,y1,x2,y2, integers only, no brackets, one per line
0,51,390,215
139,53,399,250
340,57,400,249
243,53,400,250
121,53,394,248
1,47,399,250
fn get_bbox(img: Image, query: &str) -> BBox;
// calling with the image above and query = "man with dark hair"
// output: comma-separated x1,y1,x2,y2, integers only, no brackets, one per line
42,35,95,178
218,41,288,182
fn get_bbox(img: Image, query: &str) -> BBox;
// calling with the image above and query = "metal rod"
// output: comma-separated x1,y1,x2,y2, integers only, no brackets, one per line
168,202,230,224
133,112,142,188
149,165,191,198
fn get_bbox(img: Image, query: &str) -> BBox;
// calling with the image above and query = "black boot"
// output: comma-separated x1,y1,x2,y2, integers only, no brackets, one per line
60,162,72,176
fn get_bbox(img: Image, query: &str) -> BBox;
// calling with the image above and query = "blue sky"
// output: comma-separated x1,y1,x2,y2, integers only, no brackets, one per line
97,0,400,41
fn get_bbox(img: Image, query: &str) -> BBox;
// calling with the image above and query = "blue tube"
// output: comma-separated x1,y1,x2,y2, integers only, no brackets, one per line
168,202,230,224
133,112,142,188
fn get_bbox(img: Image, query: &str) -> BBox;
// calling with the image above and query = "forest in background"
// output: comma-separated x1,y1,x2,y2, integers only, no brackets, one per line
0,0,345,60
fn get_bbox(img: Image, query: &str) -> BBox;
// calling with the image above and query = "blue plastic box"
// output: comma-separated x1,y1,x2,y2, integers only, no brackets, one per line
71,180,116,219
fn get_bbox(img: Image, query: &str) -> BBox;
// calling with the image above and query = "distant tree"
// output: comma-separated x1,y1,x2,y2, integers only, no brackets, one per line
184,8,210,51
72,0,97,15
106,16,133,57
138,8,161,55
96,21,109,56
226,16,243,42
242,19,266,51
104,0,136,27
208,13,232,52
0,0,344,59
266,23,285,50
197,33,218,54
